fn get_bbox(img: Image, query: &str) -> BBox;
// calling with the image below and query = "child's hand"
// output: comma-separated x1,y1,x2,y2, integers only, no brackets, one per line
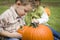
32,18,39,24
9,32,22,38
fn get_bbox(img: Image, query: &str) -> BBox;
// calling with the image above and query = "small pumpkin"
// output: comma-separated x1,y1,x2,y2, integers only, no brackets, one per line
17,23,54,40
45,7,51,16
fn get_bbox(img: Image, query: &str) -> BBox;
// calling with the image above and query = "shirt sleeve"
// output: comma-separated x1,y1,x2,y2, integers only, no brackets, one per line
0,9,9,33
0,16,4,33
37,11,49,24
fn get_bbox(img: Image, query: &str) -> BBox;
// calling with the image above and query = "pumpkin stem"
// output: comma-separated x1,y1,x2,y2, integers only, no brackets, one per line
30,23,38,28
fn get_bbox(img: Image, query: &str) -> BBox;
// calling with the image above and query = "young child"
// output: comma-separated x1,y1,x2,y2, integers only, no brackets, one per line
0,0,32,40
25,0,60,40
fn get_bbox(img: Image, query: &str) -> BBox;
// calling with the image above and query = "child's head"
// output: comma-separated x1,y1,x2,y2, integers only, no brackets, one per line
29,0,41,8
16,6,26,17
15,0,33,17
15,0,31,6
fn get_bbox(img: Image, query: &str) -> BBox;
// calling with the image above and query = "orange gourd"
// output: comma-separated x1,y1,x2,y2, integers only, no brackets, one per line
45,7,51,16
17,24,54,40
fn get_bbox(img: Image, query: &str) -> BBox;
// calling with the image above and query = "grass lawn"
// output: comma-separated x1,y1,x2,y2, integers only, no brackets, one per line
0,5,9,14
41,0,60,2
0,5,60,33
48,6,60,33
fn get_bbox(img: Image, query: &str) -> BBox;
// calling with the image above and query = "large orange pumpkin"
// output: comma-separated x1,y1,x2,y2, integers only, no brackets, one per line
17,24,54,40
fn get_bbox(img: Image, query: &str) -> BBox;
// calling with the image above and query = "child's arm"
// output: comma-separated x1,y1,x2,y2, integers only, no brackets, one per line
37,11,49,24
0,10,22,38
32,11,49,24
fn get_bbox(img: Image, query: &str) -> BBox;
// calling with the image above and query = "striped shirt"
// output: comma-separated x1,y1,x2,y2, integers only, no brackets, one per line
0,6,25,33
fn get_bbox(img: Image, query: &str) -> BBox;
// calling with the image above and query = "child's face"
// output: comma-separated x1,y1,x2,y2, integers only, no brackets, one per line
31,1,40,8
16,4,32,17
35,1,40,6
24,4,32,12
16,6,26,17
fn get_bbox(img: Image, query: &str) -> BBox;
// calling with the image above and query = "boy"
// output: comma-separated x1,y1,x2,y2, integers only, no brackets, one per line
0,0,32,40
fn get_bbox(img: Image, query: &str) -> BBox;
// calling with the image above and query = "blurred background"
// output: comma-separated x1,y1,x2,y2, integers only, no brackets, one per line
0,0,60,33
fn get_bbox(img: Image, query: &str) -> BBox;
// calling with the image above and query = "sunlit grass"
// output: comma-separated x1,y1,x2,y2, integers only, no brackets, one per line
0,5,9,14
48,6,60,32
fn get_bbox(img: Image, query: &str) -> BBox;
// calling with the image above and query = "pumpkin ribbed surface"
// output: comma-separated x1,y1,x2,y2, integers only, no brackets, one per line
18,24,54,40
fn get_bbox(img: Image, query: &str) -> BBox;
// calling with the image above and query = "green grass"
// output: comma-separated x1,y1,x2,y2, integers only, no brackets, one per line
0,5,60,33
48,6,60,32
0,5,9,14
41,0,60,2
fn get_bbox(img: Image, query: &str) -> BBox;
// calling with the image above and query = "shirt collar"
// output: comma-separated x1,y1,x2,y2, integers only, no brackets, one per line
10,6,21,19
10,6,25,19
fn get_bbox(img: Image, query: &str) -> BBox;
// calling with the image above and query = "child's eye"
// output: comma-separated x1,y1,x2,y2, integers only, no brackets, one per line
17,3,20,5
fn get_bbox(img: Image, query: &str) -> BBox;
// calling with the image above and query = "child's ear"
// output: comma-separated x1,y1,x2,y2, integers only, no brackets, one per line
17,3,21,6
16,1,21,6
